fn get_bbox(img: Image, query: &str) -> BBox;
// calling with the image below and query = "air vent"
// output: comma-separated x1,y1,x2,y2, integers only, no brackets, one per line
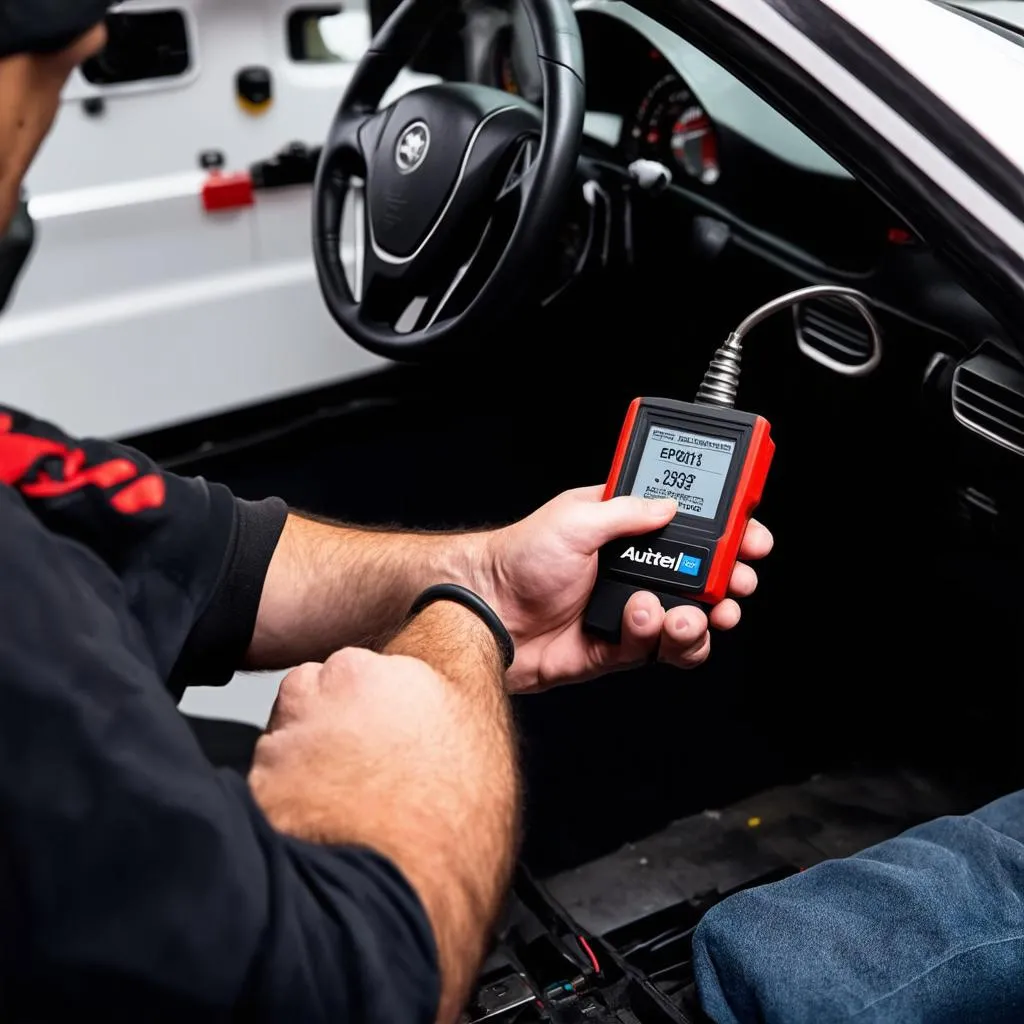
794,296,879,371
952,352,1024,456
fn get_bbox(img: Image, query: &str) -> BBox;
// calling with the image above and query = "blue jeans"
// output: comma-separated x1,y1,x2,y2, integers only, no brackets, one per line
692,790,1024,1023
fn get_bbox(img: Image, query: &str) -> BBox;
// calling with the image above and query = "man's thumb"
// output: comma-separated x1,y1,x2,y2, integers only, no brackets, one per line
579,495,677,550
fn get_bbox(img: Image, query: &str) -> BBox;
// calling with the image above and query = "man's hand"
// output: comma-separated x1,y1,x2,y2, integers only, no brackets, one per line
250,602,518,1024
481,486,773,694
248,486,771,697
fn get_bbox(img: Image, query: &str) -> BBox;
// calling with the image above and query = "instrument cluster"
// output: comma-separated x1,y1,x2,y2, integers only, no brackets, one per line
622,68,721,186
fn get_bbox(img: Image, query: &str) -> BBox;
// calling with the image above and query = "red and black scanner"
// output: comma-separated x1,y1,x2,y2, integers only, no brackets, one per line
583,397,773,642
582,285,882,644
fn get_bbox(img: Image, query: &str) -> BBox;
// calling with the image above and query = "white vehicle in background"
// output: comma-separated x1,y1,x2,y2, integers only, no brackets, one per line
0,0,432,440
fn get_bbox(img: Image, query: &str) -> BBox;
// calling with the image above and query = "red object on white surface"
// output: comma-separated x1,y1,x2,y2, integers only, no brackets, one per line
202,171,254,212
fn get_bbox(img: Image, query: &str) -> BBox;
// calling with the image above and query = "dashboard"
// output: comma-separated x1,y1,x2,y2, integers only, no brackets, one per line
621,70,721,187
461,0,1024,617
483,3,902,275
469,2,1021,353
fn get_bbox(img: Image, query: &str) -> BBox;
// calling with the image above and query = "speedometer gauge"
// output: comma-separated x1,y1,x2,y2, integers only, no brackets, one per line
670,106,719,184
626,73,720,185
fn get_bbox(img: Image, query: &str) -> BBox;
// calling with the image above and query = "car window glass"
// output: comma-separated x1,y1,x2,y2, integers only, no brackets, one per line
288,4,370,63
81,10,191,86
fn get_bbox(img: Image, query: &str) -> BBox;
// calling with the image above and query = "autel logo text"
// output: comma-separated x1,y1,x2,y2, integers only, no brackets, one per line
619,545,702,577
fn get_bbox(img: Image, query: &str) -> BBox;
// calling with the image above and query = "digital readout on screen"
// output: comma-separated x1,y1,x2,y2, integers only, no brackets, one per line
629,425,736,520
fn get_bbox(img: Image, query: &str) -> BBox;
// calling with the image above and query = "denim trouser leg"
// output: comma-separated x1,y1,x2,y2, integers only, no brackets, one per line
692,790,1024,1023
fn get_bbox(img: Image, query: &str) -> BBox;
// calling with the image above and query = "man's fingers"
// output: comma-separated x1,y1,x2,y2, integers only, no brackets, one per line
658,604,712,669
657,597,743,668
617,590,666,661
576,591,665,680
728,561,758,598
709,598,742,631
571,493,678,551
739,519,773,561
566,492,771,564
564,484,605,503
268,661,322,730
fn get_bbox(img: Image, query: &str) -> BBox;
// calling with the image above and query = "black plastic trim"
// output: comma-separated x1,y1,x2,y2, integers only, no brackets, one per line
952,350,1024,457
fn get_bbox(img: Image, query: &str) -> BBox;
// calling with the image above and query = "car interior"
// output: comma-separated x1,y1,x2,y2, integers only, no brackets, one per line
115,1,1024,1019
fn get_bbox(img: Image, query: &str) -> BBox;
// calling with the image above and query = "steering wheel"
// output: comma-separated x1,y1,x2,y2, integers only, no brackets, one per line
312,0,585,360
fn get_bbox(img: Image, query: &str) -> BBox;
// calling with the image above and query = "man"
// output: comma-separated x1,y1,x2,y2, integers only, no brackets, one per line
0,6,771,1021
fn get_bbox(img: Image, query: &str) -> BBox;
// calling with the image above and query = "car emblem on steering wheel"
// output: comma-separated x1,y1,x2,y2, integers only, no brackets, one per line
395,121,430,174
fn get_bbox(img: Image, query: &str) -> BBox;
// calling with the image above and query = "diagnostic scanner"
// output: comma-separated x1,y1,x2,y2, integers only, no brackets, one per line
583,398,772,641
583,285,883,643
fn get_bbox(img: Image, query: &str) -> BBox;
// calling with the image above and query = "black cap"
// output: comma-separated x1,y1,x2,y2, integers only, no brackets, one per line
0,0,112,59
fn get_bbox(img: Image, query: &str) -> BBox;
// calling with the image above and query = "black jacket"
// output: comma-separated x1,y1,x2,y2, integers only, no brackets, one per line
0,406,439,1021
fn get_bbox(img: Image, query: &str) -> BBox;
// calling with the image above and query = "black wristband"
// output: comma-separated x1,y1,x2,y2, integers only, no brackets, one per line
407,584,515,670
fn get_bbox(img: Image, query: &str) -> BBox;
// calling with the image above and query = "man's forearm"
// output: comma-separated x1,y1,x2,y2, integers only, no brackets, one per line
251,601,520,1024
384,603,520,1022
246,512,492,669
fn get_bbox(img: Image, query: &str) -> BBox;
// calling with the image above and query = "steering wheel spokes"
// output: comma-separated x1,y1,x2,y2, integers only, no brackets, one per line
497,136,538,203
312,0,585,359
388,218,500,335
356,128,543,336
322,108,378,172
